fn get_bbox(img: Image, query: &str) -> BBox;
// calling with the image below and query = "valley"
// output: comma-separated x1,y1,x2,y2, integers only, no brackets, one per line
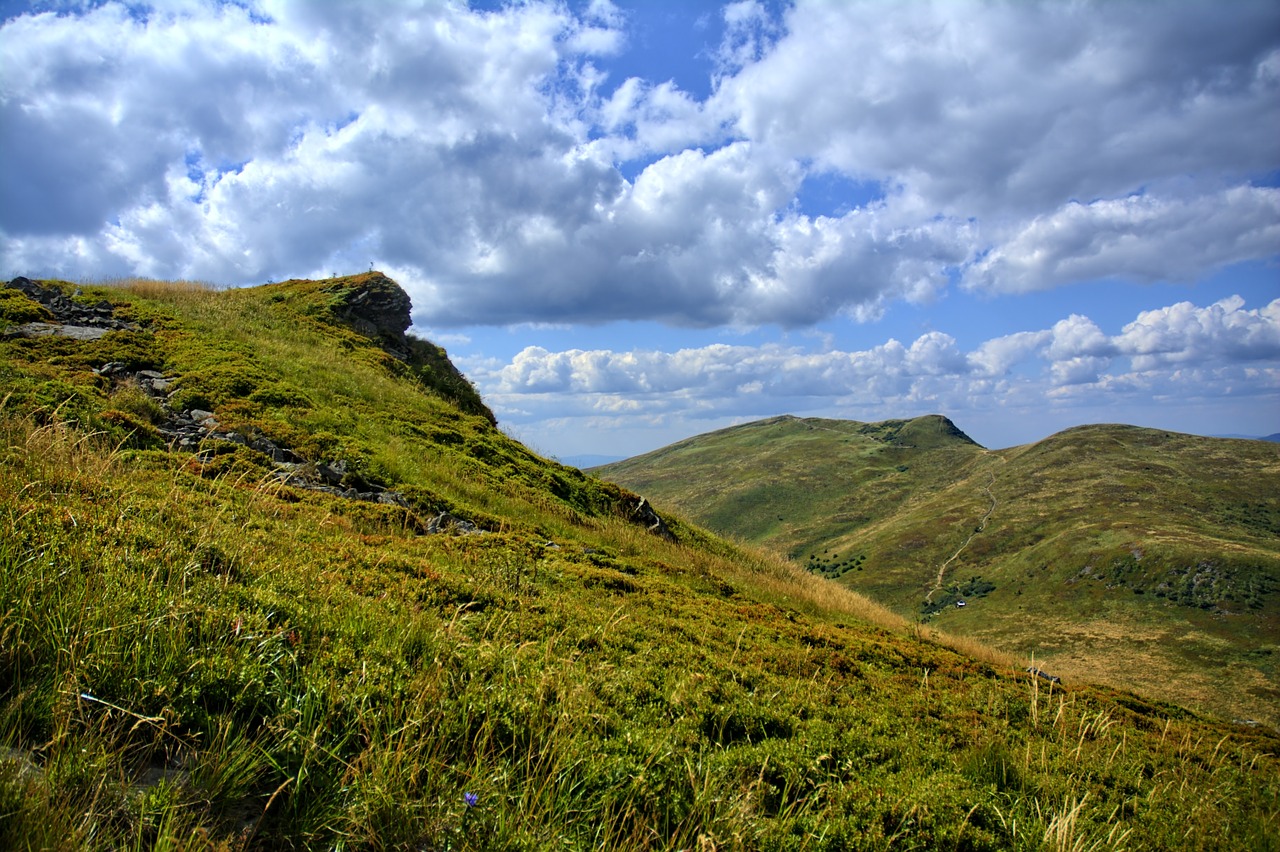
597,414,1280,728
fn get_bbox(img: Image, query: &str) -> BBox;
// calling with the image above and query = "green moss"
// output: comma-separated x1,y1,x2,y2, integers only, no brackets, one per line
247,381,314,409
0,290,52,326
105,381,165,425
189,442,274,480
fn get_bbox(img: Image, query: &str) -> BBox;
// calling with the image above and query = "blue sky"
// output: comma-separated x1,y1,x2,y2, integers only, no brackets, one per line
2,0,1278,462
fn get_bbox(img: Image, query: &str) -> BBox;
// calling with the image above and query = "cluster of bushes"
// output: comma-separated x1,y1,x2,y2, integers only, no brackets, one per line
920,576,997,616
1084,552,1275,611
807,550,865,578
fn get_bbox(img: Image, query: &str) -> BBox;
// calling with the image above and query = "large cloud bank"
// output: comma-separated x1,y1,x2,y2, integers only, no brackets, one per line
478,296,1280,422
2,0,1277,328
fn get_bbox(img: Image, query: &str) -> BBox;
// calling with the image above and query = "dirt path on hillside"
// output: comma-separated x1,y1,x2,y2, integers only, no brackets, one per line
925,469,998,602
782,414,1004,603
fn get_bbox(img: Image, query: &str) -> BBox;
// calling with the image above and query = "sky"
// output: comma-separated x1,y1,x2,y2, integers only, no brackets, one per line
1,0,1278,463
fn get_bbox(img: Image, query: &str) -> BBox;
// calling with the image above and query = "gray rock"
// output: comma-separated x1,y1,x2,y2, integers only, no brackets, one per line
323,274,413,360
249,437,286,462
4,277,139,336
630,496,676,541
426,511,479,535
317,460,347,485
2,322,110,340
59,325,113,340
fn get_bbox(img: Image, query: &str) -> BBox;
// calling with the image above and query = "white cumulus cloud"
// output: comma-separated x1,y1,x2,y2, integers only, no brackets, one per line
965,187,1280,294
474,294,1280,437
2,0,1276,327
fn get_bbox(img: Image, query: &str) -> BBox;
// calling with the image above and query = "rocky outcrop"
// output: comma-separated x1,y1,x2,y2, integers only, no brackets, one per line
96,362,173,394
3,277,139,339
97,361,421,512
425,511,480,534
323,273,497,424
271,460,411,507
323,273,413,360
1027,667,1062,685
630,496,676,541
8,274,485,531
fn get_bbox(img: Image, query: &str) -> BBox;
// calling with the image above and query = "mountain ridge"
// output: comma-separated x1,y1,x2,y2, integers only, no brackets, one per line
596,414,1280,728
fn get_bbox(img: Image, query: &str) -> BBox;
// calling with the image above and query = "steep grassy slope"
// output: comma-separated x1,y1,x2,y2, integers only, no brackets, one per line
2,278,1279,850
597,416,1280,728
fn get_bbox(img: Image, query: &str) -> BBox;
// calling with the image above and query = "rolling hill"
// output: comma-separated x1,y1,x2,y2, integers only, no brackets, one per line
596,415,1280,729
2,276,1278,849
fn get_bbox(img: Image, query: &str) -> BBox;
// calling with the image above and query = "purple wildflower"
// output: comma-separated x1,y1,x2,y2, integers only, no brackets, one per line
464,791,478,808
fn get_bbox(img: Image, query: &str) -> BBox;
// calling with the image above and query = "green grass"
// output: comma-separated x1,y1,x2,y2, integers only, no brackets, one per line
1,276,1278,849
597,416,1280,728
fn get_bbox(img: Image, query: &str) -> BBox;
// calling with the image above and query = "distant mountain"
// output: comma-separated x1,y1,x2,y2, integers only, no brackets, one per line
562,453,625,468
597,415,1280,726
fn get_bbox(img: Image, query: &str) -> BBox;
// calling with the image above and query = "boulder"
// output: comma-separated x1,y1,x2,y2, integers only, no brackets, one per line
324,273,412,359
630,496,676,541
426,511,480,535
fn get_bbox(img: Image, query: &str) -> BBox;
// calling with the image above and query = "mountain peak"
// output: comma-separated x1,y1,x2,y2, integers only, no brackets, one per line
896,414,981,449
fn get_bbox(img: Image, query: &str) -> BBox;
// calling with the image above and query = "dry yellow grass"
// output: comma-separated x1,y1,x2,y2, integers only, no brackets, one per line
727,541,1027,672
96,276,218,301
921,625,1022,671
972,614,1280,727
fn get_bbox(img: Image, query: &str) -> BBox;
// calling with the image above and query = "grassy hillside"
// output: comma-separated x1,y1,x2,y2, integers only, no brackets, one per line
597,416,1280,729
598,415,985,552
2,277,1278,850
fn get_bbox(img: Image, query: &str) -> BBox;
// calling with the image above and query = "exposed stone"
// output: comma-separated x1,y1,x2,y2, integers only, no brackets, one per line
3,277,139,338
630,496,676,541
6,280,425,518
249,436,294,463
265,458,409,508
4,322,113,340
316,460,347,485
1027,666,1062,685
426,511,480,535
323,273,413,360
0,746,44,787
